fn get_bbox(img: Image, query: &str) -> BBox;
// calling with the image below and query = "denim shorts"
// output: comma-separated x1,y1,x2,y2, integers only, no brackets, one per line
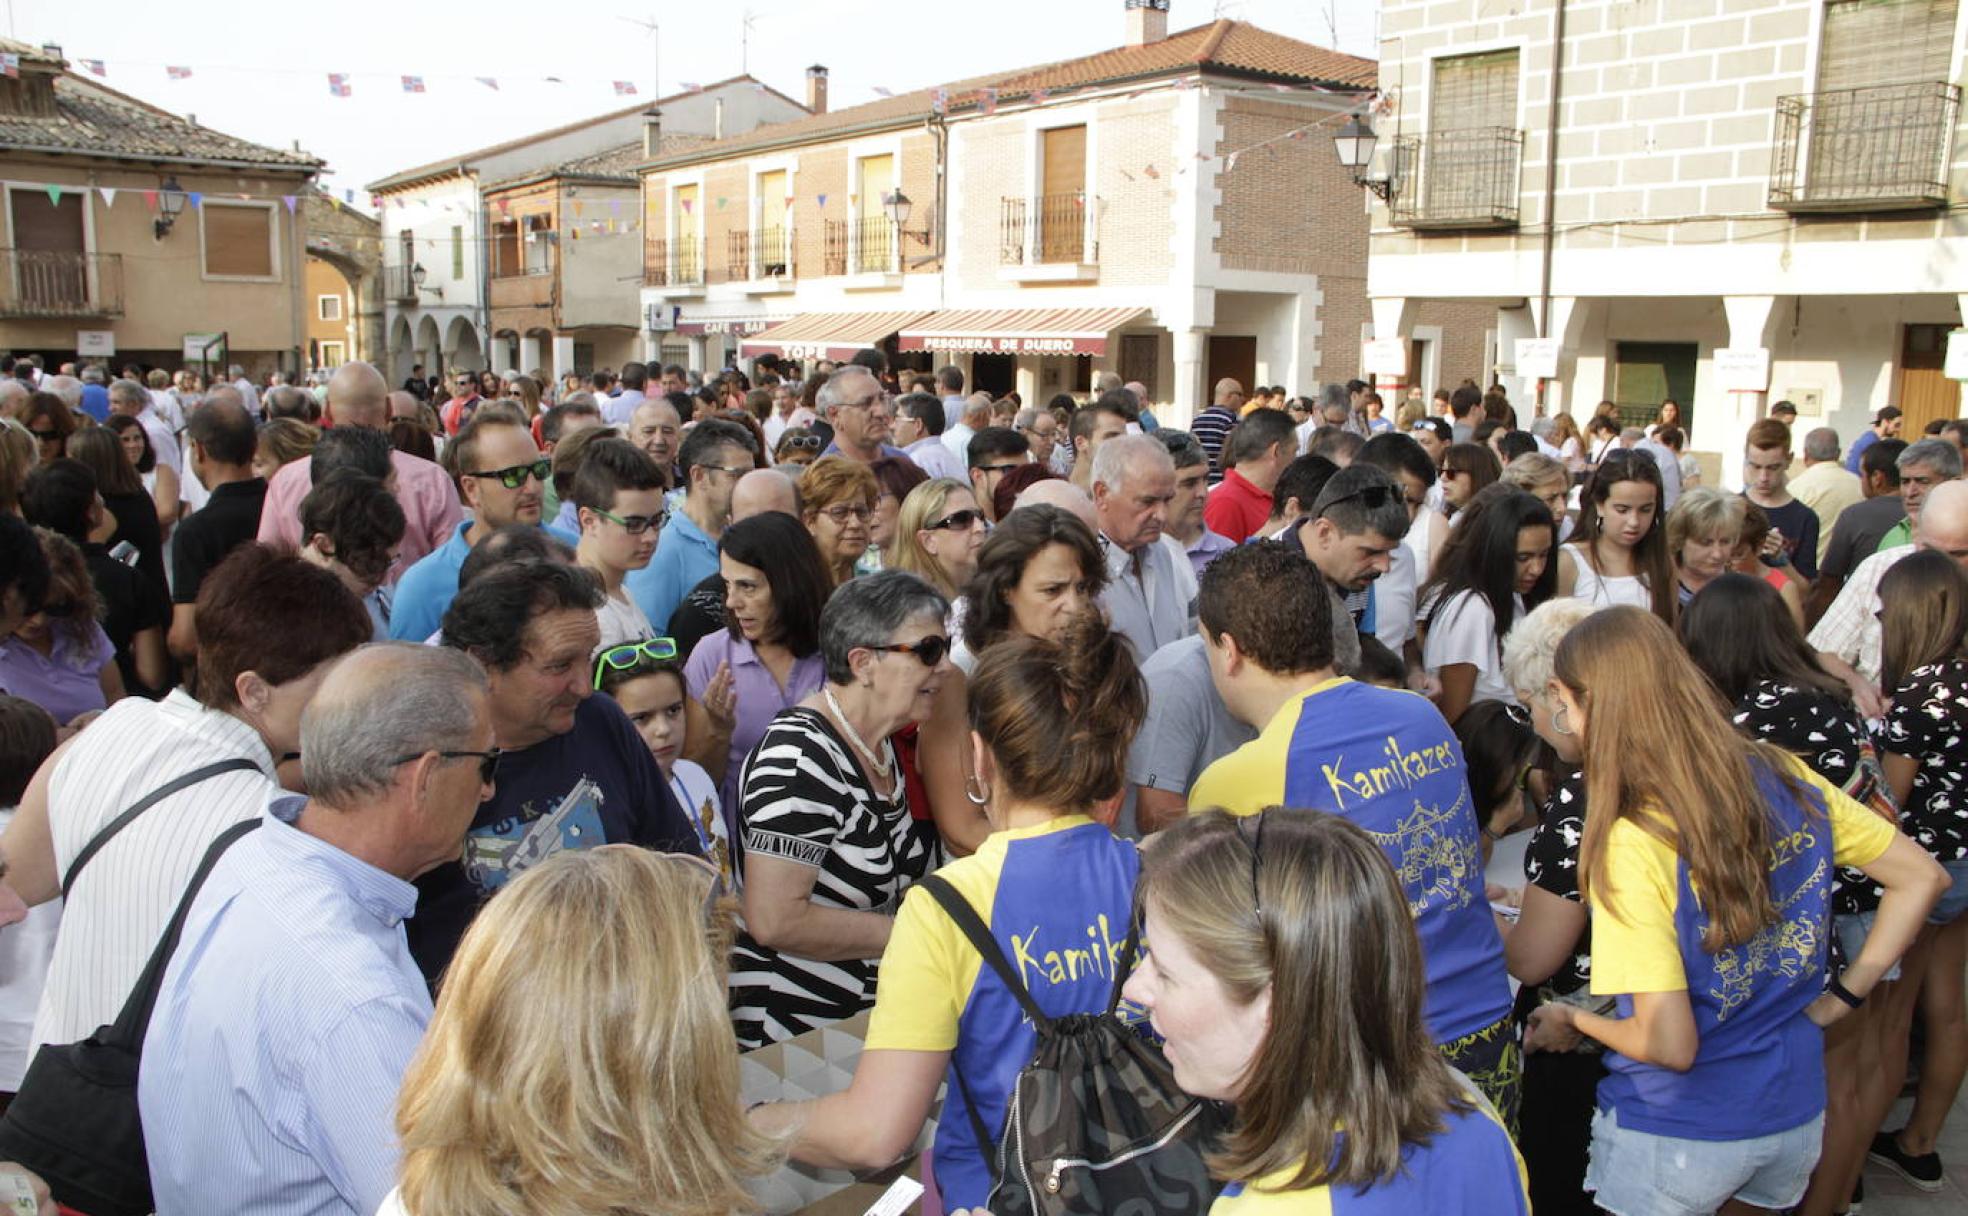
1834,910,1902,982
1929,852,1968,925
1583,1105,1824,1216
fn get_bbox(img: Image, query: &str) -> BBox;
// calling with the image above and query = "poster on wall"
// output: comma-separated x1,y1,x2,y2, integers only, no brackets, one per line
75,330,115,357
1713,346,1772,394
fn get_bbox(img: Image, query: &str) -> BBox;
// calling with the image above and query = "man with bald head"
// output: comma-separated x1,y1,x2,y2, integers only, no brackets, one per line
256,361,463,578
1813,477,1968,716
387,390,422,422
627,395,684,484
1013,476,1099,532
1092,433,1189,658
1190,378,1245,486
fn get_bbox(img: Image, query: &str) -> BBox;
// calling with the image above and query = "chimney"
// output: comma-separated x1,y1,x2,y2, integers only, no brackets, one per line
642,109,663,159
39,43,62,62
1124,0,1170,47
806,64,829,115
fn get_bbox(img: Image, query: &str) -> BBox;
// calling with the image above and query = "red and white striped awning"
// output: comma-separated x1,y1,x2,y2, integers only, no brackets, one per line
737,311,935,361
897,307,1147,356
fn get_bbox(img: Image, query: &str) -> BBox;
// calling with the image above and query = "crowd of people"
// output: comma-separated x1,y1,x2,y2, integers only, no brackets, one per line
0,347,1963,1216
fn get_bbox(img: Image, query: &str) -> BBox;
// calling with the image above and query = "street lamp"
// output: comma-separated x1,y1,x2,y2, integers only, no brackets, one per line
411,261,443,300
1333,115,1395,202
155,175,187,240
882,188,930,247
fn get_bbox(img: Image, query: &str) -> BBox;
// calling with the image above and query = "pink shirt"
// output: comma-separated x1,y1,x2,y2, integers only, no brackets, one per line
256,448,463,583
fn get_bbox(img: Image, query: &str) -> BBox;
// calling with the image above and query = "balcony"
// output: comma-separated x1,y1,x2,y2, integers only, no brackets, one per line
823,217,900,286
384,263,419,304
644,236,704,294
1388,128,1523,232
728,227,795,290
0,250,123,319
1770,82,1959,213
999,194,1101,282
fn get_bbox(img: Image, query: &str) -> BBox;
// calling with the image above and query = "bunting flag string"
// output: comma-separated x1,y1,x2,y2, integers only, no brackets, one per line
612,81,637,95
165,65,192,80
476,76,500,91
327,73,351,98
78,58,105,76
401,76,426,94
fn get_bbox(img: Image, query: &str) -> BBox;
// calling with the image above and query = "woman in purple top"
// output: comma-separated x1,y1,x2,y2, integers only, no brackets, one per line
0,529,120,728
684,513,832,841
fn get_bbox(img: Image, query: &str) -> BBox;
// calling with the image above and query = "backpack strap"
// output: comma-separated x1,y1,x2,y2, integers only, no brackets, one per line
919,875,1050,1029
1105,906,1144,1016
104,817,261,1049
61,759,263,901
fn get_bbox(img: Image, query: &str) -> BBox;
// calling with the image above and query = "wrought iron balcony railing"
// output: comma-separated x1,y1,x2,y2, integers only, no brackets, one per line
1770,82,1959,213
1388,128,1523,231
1000,193,1101,266
385,263,418,303
823,217,899,276
644,235,703,288
0,250,123,318
728,227,794,281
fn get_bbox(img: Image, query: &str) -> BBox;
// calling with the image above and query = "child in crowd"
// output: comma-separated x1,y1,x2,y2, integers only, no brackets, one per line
594,640,731,888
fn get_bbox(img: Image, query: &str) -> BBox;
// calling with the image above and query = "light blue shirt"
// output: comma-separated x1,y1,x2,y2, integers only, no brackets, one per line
905,436,968,482
626,507,720,632
387,519,581,641
139,795,431,1216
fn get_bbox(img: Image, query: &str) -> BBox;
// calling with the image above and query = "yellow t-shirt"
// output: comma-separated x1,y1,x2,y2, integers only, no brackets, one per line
1590,760,1897,996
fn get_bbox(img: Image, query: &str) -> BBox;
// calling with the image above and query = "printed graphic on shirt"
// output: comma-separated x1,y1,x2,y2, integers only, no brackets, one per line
461,776,606,892
1708,821,1827,1021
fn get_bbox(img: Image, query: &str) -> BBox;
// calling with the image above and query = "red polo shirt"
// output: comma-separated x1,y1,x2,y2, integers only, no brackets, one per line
1204,468,1273,543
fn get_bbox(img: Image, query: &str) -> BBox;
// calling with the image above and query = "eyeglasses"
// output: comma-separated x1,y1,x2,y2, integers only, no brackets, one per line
29,428,62,441
1503,702,1532,726
390,748,502,785
821,503,874,524
925,508,985,532
592,507,667,535
1241,810,1269,938
779,433,823,452
863,635,950,667
464,458,550,490
593,636,680,688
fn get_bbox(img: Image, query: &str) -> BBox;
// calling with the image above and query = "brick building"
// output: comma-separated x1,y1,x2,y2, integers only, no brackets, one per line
639,1,1490,421
1366,0,1968,472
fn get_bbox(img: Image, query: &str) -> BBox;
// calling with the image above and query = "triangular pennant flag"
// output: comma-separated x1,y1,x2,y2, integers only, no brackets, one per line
931,88,948,116
680,81,703,93
573,200,584,216
612,81,637,95
1032,88,1049,104
1173,78,1191,92
328,73,352,97
344,189,355,203
1225,153,1238,172
476,76,500,90
143,189,159,209
44,184,61,206
186,191,203,209
872,86,893,98
680,198,692,214
166,65,192,80
544,75,564,84
98,187,117,207
716,197,727,209
1268,83,1293,93
401,75,425,94
282,195,298,214
78,58,105,76
817,193,828,209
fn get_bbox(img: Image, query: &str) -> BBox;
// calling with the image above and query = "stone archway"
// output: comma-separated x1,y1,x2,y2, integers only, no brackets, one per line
415,315,442,374
444,315,485,372
389,314,415,383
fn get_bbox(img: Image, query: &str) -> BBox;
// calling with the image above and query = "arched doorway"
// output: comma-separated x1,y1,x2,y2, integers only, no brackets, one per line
415,315,442,375
389,314,415,383
445,315,485,372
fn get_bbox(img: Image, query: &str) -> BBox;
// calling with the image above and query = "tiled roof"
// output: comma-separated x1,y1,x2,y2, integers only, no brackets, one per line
0,65,322,171
487,133,715,191
368,75,803,193
648,20,1373,167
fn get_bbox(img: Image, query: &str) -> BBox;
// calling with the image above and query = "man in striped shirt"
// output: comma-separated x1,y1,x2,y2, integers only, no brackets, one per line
1191,378,1244,485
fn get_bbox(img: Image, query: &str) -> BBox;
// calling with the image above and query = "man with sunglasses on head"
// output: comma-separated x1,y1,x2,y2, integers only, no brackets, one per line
408,562,702,986
1289,463,1413,678
569,437,669,654
966,425,1031,523
627,419,756,634
388,414,554,641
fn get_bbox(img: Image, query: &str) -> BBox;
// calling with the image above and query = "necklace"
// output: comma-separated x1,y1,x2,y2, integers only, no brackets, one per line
823,687,895,784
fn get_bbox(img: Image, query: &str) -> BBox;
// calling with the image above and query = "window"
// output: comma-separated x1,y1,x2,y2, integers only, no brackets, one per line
524,215,553,275
202,202,276,279
493,220,521,277
1820,0,1956,90
1413,49,1522,224
451,226,464,279
318,341,345,368
1038,125,1088,263
317,294,342,321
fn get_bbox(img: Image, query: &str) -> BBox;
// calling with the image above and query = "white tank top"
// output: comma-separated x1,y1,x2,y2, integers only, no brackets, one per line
1564,542,1654,611
1406,506,1443,588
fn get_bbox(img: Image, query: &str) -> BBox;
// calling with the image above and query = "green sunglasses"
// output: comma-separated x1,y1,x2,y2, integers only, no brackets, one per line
593,636,680,688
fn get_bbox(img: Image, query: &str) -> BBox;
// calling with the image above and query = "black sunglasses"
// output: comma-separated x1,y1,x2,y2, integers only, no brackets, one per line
925,508,985,532
864,635,950,667
464,458,550,490
1318,483,1399,515
391,748,502,785
30,428,63,441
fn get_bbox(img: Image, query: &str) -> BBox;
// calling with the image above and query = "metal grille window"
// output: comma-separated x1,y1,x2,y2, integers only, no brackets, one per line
1397,49,1522,229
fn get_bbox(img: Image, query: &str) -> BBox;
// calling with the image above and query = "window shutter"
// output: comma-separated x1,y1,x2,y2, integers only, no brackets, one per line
204,204,273,277
1820,0,1958,91
1430,49,1519,131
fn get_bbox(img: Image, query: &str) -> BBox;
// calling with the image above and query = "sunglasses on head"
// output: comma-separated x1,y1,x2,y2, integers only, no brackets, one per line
925,508,985,532
1318,483,1399,515
780,433,823,451
465,458,551,490
593,636,680,688
864,635,950,667
390,748,502,785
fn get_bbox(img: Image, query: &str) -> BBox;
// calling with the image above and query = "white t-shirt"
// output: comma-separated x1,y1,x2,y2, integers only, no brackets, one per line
0,807,60,1090
592,589,654,657
668,759,732,890
1422,589,1523,709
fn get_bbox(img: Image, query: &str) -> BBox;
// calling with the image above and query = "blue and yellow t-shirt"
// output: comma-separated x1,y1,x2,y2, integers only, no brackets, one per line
1189,678,1513,1045
1589,758,1897,1141
865,816,1139,1210
1210,1087,1529,1214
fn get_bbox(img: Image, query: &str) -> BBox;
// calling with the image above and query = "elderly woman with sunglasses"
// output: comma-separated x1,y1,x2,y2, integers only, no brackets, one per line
729,570,951,1049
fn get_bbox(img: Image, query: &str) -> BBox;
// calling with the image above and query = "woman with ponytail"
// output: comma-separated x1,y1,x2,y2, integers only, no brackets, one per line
1524,607,1945,1216
748,612,1148,1211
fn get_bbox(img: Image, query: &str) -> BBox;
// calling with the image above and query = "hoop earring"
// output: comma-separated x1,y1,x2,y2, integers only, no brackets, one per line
1551,705,1574,736
964,773,990,806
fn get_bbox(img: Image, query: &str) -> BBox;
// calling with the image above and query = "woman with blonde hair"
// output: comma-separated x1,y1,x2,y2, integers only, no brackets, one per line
384,847,779,1216
1666,486,1746,606
1124,810,1530,1212
886,477,988,601
253,417,320,482
1550,413,1585,474
0,418,35,516
1525,607,1945,1216
797,456,879,586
